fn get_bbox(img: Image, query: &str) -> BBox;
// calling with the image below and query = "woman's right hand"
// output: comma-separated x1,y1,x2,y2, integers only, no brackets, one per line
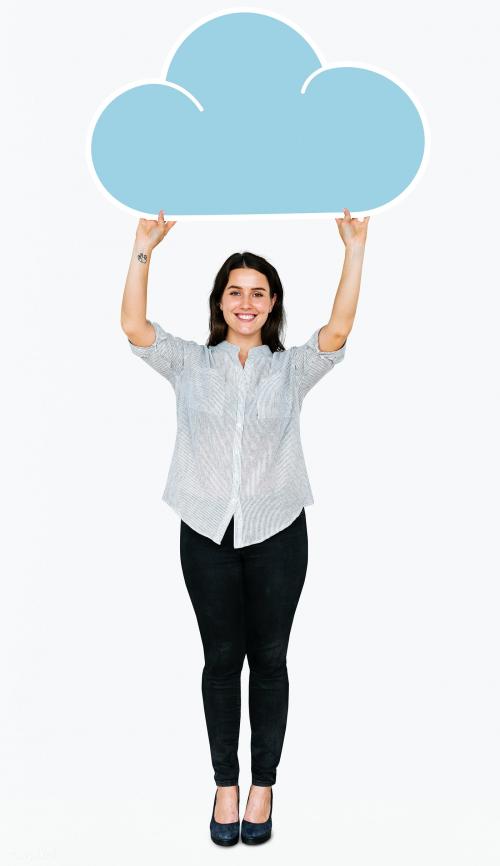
135,210,177,251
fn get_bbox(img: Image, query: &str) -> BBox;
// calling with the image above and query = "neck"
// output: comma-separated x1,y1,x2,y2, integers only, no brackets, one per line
225,328,264,351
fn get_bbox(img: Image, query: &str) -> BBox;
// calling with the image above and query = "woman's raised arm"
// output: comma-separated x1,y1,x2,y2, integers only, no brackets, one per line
318,208,370,351
120,210,176,347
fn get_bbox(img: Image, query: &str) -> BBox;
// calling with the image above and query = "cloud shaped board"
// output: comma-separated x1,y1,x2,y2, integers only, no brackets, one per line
88,10,428,217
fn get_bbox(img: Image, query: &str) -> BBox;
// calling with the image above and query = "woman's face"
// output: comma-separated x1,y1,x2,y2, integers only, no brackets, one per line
219,268,276,341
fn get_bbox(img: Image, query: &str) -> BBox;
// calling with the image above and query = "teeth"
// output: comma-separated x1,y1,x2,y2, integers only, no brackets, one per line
236,314,256,319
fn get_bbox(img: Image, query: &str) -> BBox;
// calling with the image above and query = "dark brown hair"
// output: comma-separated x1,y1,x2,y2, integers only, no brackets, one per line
206,251,287,352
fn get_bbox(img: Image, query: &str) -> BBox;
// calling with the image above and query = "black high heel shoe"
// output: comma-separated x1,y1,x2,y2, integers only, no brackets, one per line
209,785,240,846
241,786,273,845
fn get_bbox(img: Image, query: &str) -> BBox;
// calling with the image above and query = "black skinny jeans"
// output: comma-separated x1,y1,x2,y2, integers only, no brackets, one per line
179,508,308,787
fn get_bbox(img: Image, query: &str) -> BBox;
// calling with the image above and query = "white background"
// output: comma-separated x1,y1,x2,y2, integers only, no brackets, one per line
2,1,499,863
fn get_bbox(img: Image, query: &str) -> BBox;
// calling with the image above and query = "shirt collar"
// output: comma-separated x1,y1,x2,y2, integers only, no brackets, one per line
214,340,272,357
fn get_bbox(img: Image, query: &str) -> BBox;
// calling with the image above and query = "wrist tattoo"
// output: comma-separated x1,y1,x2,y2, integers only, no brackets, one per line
137,252,148,263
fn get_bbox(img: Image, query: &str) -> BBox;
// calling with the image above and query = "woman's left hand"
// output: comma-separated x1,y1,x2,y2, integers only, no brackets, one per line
335,208,370,249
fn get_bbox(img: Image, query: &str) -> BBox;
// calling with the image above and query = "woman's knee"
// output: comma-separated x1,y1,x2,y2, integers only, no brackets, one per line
247,638,288,676
203,639,246,676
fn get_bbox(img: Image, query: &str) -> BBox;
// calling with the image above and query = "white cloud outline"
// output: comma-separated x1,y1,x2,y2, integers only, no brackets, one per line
85,6,431,222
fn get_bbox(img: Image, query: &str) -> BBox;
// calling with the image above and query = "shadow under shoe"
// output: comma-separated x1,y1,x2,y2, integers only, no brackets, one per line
210,785,240,846
241,787,273,845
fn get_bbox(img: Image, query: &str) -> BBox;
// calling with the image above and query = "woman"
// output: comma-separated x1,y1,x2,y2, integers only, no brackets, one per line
121,208,369,845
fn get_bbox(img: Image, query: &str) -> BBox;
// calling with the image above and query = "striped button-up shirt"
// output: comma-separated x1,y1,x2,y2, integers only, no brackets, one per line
128,321,346,547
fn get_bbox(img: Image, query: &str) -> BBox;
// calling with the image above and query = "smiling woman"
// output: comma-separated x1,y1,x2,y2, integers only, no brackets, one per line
210,256,281,362
121,207,368,844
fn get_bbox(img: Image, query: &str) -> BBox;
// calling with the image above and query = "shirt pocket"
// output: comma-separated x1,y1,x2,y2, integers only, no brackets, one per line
186,369,226,416
257,372,292,420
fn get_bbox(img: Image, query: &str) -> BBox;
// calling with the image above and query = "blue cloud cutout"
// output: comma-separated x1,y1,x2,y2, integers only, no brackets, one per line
88,10,428,217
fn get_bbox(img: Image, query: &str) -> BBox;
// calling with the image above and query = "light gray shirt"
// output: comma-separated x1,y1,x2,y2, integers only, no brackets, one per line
128,321,346,547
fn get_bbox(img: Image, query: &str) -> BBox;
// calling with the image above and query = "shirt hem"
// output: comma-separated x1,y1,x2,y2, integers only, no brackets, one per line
161,494,314,548
233,499,314,548
161,494,228,544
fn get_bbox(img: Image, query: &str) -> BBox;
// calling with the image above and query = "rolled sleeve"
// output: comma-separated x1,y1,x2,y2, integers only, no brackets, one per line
293,327,347,402
128,321,190,386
